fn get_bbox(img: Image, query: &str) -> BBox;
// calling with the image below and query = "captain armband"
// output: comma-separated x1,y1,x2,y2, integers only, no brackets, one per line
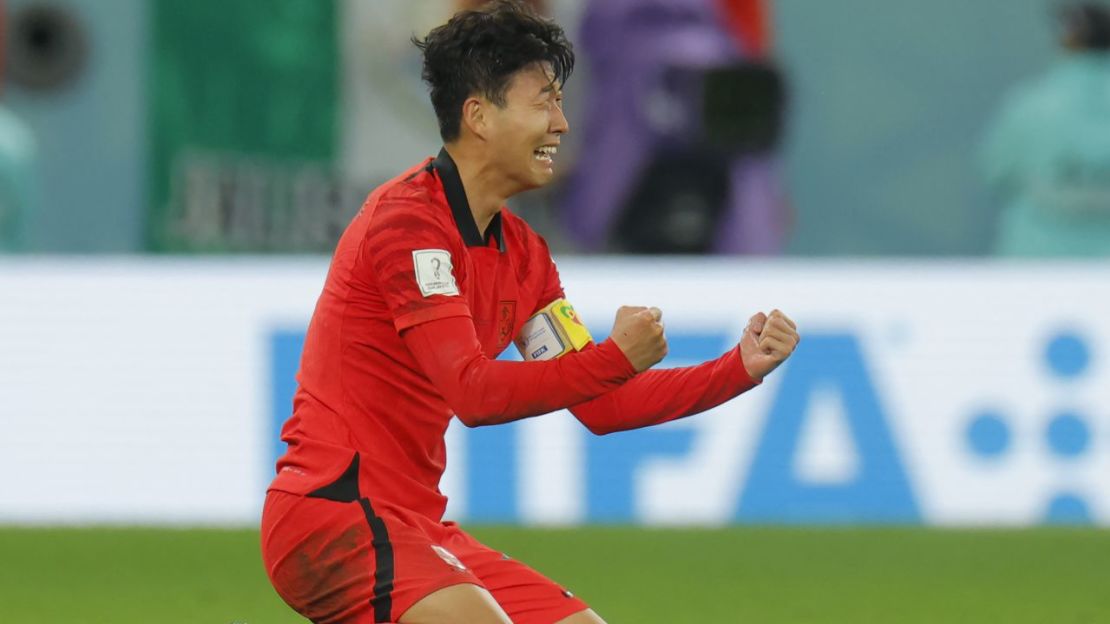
514,298,593,361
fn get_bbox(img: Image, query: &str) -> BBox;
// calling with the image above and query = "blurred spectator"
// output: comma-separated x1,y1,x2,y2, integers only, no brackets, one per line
0,1,38,252
981,1,1110,257
560,0,789,254
0,102,36,252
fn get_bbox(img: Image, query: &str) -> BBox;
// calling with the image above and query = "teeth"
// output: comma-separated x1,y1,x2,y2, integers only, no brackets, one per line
534,146,557,156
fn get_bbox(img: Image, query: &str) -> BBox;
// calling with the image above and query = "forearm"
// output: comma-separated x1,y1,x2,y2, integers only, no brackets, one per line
570,346,759,435
403,316,637,426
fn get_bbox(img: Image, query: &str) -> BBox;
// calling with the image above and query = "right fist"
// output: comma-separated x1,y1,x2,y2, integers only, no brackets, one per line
609,305,668,372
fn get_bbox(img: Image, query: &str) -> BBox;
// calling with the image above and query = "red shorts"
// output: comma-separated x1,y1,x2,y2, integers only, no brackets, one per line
261,490,590,623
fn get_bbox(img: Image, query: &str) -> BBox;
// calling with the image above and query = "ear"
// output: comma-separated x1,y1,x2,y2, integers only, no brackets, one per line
460,96,488,140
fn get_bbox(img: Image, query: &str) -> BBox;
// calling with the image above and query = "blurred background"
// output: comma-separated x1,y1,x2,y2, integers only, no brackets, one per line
1,0,1109,622
2,0,1093,256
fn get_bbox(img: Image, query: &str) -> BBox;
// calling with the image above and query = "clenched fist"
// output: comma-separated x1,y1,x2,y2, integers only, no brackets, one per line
739,309,799,381
609,305,668,372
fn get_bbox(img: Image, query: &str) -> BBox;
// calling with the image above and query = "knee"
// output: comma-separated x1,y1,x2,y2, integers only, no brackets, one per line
555,608,608,624
398,583,512,624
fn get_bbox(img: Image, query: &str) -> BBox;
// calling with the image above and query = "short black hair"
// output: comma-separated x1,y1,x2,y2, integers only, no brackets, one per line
1057,2,1110,51
413,0,575,142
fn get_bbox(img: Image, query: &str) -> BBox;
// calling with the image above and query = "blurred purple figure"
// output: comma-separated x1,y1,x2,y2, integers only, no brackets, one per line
561,0,788,254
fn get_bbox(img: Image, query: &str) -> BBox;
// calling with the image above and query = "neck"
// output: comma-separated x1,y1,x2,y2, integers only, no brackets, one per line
443,142,512,235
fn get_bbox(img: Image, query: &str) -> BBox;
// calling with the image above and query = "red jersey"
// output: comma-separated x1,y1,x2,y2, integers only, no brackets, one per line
263,148,761,624
270,149,760,521
269,150,633,518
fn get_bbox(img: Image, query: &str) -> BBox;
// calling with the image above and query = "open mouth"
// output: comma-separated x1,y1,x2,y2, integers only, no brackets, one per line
533,145,557,164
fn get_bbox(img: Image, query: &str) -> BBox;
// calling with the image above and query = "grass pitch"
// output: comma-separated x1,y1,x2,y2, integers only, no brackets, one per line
1,526,1107,623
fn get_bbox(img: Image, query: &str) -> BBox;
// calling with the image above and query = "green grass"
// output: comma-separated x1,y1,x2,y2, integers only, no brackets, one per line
1,526,1108,623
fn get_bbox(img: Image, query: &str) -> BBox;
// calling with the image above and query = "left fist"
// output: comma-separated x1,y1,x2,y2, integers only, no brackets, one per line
739,309,799,381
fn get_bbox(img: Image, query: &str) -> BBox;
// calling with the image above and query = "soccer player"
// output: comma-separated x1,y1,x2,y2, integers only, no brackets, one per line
260,2,800,623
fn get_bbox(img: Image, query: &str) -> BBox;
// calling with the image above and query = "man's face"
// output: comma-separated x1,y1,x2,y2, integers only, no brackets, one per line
483,63,569,192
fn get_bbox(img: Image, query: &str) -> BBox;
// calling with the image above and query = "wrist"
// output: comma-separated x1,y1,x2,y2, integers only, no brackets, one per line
735,344,763,385
598,338,638,378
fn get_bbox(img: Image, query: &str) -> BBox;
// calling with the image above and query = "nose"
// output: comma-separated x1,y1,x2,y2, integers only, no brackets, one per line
550,104,569,135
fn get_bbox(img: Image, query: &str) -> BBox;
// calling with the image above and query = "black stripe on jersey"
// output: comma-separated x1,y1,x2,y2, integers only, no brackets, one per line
306,452,361,503
431,147,506,252
305,454,395,621
359,497,395,622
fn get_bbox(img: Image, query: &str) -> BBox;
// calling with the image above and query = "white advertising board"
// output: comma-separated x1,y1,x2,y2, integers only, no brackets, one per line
0,258,1107,526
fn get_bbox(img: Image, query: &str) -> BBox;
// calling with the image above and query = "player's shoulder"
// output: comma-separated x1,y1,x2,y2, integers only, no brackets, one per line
372,158,439,209
362,159,453,234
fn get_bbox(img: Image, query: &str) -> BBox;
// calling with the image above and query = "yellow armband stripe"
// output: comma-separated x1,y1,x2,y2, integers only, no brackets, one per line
514,298,593,361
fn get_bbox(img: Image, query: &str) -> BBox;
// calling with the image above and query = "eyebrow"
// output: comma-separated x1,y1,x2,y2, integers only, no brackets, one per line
539,83,563,96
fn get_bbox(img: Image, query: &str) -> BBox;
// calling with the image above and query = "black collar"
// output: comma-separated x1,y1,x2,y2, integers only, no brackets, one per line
428,148,505,252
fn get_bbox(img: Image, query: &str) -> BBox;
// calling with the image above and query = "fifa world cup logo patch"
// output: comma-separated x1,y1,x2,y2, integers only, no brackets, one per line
431,545,468,572
412,249,460,297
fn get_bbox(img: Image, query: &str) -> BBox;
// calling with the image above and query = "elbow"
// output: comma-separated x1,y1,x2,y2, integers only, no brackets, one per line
572,408,617,436
454,408,491,428
451,400,501,428
448,356,507,427
585,422,617,436
456,412,492,428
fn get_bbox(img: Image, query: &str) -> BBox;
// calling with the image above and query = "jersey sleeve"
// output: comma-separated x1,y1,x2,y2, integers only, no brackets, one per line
569,345,760,435
402,315,637,425
533,235,566,314
360,198,472,332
